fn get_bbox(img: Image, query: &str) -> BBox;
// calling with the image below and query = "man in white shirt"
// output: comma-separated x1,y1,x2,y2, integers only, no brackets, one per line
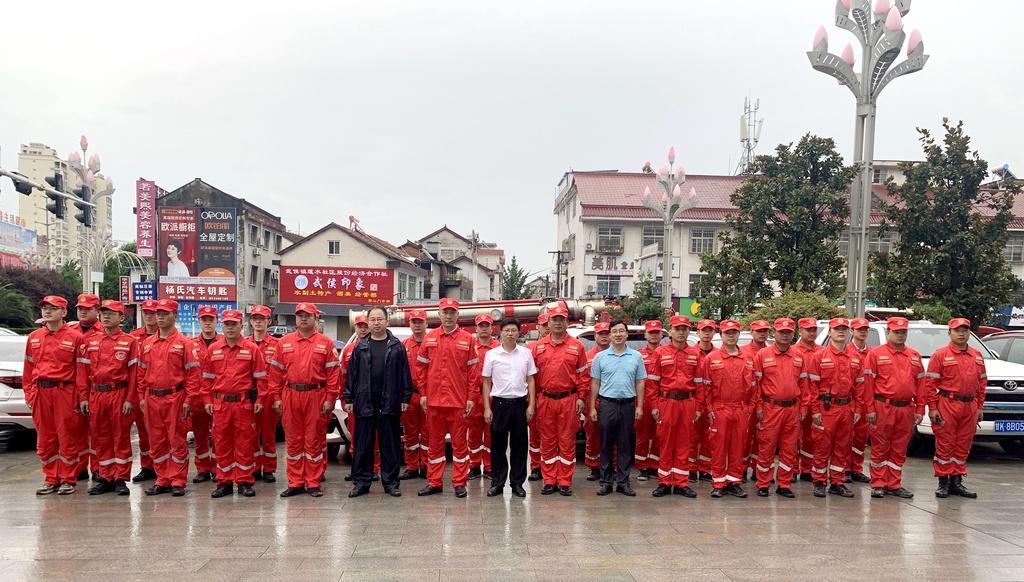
482,318,537,498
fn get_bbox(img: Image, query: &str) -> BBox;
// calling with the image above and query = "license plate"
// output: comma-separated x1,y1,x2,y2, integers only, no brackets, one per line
995,420,1024,433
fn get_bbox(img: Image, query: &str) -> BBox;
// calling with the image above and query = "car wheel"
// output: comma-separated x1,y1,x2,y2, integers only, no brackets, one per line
999,438,1024,458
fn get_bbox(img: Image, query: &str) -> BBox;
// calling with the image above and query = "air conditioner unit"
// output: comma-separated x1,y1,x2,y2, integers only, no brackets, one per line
271,271,278,281
252,247,261,257
585,243,593,250
587,285,595,293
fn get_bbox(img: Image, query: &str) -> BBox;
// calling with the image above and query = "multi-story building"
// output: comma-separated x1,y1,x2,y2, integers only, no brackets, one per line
17,143,114,270
417,226,505,300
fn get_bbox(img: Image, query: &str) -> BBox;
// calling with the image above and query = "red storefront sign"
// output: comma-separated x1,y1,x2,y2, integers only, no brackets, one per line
135,179,158,258
119,276,130,303
279,266,394,305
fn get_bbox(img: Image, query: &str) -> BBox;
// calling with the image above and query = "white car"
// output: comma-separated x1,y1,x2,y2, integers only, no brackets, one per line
0,336,32,450
815,320,1024,456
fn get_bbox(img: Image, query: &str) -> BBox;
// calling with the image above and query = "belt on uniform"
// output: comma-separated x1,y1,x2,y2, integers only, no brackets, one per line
818,394,853,405
36,379,72,388
874,395,911,407
662,391,694,401
492,396,527,405
288,383,322,391
542,389,577,400
213,389,258,403
762,396,798,407
94,382,129,393
938,390,975,403
149,384,184,396
598,395,635,404
411,388,420,394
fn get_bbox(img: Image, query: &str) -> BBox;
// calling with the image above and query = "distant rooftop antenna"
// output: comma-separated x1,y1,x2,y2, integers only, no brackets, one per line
736,96,763,175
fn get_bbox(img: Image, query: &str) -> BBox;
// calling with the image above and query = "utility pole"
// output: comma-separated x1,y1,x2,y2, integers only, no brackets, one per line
548,250,567,298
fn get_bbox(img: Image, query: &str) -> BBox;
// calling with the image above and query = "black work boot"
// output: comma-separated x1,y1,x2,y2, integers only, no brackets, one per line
935,476,950,498
949,475,977,499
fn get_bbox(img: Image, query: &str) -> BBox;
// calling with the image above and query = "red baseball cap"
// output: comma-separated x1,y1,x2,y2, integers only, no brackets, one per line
76,293,100,309
38,295,68,309
438,298,460,311
141,299,158,312
697,319,718,331
850,317,869,330
547,306,569,319
407,309,427,322
250,305,272,318
99,299,125,314
749,320,770,331
829,317,850,329
594,322,610,334
354,314,369,325
720,319,742,333
797,317,818,330
644,320,663,332
295,303,319,315
198,305,217,319
475,314,494,325
155,299,179,312
887,317,909,330
948,317,971,330
774,318,796,332
537,313,549,325
221,309,243,323
669,315,692,328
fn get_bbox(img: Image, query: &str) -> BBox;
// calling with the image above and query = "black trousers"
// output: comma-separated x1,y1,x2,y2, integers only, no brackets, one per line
353,413,402,488
489,396,528,488
598,396,635,486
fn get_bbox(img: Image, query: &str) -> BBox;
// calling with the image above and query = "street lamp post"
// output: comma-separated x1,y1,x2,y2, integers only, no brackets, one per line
807,0,928,316
641,147,698,310
66,135,115,294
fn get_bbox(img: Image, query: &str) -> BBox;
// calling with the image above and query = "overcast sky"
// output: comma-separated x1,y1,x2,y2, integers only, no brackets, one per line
2,0,1020,275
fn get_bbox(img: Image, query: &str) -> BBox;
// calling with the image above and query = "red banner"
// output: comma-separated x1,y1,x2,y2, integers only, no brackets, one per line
279,266,394,305
135,179,158,259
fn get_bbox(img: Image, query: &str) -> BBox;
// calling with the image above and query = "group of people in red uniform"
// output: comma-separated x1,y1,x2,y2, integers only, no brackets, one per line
24,292,985,500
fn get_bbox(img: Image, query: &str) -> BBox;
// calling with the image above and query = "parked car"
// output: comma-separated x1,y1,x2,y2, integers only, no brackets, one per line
816,320,1024,456
981,330,1024,365
0,328,19,336
0,336,32,450
267,325,295,338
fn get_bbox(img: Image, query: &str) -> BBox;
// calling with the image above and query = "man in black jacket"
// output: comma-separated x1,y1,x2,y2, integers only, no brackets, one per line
344,307,413,497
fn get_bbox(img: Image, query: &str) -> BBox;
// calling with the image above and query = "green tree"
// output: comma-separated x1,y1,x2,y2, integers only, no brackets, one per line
59,259,83,293
611,271,663,324
873,119,1021,327
699,134,855,314
0,266,79,321
909,301,952,325
501,256,530,300
0,284,34,328
744,290,846,324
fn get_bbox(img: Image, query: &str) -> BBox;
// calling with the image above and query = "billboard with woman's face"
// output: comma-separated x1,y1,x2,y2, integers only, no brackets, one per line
157,207,237,301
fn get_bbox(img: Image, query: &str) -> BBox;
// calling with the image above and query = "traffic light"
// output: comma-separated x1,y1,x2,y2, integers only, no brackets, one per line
44,172,67,220
12,175,33,195
72,183,92,227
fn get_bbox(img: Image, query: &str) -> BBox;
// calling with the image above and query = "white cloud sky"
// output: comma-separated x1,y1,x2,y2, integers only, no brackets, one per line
2,0,1020,275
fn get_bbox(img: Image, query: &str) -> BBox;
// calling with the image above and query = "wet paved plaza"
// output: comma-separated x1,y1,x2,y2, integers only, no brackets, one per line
1,445,1024,582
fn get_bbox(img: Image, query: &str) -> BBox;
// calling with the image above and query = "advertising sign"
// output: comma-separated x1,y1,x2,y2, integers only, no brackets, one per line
0,217,37,268
119,276,130,303
131,282,157,304
176,301,237,336
157,207,237,302
135,179,162,259
279,266,394,305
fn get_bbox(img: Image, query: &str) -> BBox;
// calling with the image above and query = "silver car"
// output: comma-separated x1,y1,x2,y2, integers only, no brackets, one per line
0,336,32,450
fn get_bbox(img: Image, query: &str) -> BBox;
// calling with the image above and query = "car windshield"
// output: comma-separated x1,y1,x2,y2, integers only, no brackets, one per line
0,340,26,362
904,328,993,359
576,333,650,351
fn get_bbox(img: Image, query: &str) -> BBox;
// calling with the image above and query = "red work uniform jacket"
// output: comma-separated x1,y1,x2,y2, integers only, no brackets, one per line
267,331,341,404
807,344,865,416
415,326,479,409
699,347,755,411
639,345,663,407
862,343,927,415
24,324,84,406
530,334,589,404
404,335,425,394
76,329,139,404
202,337,269,406
650,342,702,411
753,345,809,416
137,329,202,403
925,344,987,408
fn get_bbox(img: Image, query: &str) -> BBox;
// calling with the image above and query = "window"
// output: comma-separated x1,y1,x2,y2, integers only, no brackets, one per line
642,225,664,251
275,234,283,253
249,224,259,246
688,274,707,297
328,240,341,255
837,231,850,257
263,268,271,288
1005,236,1024,263
689,227,715,254
399,273,408,301
597,226,622,253
569,276,575,298
263,230,271,249
868,231,897,255
596,275,620,296
418,281,424,299
249,265,259,286
872,168,889,184
1007,340,1024,363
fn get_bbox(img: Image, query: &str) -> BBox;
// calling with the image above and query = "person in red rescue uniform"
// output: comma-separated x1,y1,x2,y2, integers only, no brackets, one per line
248,305,280,483
128,299,159,483
189,305,221,483
861,316,925,499
807,318,863,499
414,298,479,497
846,317,872,484
399,310,430,480
583,321,611,481
468,313,499,481
741,320,770,479
753,318,809,498
530,305,589,496
268,303,341,498
792,317,823,480
203,309,269,498
76,300,138,496
342,315,378,482
634,320,664,481
526,312,550,481
649,315,702,498
25,296,84,495
690,319,717,479
700,319,754,498
926,318,985,499
137,299,202,496
68,293,102,481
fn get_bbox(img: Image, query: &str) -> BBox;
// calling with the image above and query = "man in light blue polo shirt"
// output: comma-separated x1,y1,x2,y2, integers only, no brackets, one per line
587,319,646,496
